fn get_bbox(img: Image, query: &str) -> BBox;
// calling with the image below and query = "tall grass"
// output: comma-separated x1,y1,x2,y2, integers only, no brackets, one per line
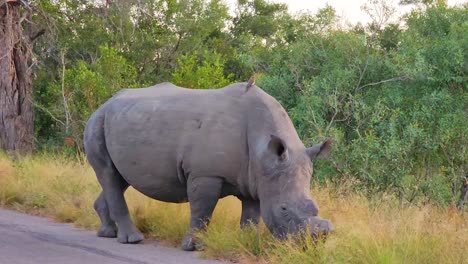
0,154,466,263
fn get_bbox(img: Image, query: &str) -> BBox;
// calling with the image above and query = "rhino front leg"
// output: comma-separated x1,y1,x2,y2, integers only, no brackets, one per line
182,176,223,251
240,198,260,228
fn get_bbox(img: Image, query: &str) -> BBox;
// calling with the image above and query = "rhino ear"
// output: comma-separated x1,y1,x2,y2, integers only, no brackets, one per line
268,135,288,161
306,138,333,161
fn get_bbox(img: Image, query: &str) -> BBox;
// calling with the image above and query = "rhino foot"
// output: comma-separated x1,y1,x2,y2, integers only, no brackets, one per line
181,234,196,251
117,229,144,244
181,234,205,251
97,224,117,238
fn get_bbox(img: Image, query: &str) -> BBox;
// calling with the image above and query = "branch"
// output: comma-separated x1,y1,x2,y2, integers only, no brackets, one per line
18,0,32,25
355,36,371,91
60,50,71,135
18,13,32,25
325,108,338,134
29,29,45,42
354,75,409,93
18,0,31,10
29,99,66,127
289,64,303,91
27,59,37,71
325,90,347,134
172,32,183,55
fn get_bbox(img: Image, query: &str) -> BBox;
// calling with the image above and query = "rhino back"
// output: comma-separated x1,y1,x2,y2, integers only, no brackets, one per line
103,83,248,202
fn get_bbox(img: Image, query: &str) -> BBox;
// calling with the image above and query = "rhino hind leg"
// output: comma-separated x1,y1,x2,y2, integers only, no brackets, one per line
181,176,223,251
240,198,260,228
93,192,117,238
85,114,143,244
91,161,143,244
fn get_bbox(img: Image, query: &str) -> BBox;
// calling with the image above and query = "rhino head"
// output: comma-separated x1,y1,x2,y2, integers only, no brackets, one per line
256,136,334,240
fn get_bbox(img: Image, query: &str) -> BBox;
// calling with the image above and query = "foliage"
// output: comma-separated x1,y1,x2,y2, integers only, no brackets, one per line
28,0,468,204
172,51,233,88
257,3,467,205
0,154,466,264
34,45,136,147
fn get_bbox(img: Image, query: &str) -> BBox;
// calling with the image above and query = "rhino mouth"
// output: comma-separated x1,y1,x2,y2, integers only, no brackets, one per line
308,216,334,240
272,216,334,241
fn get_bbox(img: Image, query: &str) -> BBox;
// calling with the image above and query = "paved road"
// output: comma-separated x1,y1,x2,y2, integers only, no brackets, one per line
0,209,223,264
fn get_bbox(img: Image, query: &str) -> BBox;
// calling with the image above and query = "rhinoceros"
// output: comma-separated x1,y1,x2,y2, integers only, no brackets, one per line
84,80,333,251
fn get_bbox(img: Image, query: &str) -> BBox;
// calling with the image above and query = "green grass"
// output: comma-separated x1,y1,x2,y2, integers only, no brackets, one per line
0,154,466,264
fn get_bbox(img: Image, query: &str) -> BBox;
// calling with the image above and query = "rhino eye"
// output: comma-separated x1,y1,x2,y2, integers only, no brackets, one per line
280,205,287,211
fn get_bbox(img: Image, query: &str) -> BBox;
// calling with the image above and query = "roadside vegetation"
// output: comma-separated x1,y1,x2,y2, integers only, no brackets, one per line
0,0,467,263
27,0,467,206
1,154,466,264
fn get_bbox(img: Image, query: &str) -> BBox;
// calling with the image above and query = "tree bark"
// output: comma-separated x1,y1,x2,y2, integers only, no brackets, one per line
0,2,34,154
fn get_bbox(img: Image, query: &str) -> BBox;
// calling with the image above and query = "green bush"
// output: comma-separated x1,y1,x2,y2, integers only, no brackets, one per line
30,0,467,205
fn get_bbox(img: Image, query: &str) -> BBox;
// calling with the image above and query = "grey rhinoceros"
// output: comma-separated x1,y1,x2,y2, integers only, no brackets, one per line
84,80,334,251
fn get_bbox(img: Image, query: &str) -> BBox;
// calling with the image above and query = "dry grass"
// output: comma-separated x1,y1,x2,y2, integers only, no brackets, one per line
0,153,467,264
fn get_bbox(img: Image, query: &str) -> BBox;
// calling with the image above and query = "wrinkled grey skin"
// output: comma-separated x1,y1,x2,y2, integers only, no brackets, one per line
84,82,333,251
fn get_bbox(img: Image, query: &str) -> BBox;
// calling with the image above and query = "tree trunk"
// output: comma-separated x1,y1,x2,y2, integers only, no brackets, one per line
0,2,34,154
